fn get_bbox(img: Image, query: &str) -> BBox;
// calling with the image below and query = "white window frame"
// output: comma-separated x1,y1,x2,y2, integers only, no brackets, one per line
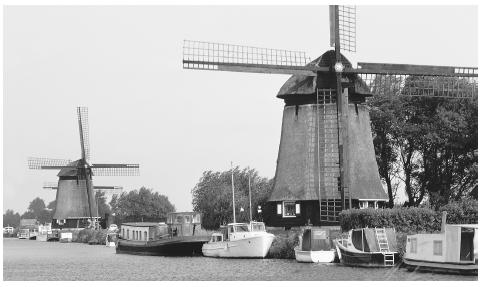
282,201,297,218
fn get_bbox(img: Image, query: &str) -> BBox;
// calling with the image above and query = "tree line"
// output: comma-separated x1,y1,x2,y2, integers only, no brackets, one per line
3,187,175,228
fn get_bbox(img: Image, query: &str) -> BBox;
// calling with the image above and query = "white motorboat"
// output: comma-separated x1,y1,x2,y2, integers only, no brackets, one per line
295,228,336,263
202,221,274,258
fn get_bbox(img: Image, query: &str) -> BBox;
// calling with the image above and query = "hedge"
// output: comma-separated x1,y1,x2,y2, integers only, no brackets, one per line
339,199,478,233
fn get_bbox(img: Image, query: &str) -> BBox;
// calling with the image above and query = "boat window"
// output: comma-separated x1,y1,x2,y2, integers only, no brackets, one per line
127,229,129,239
144,231,148,241
185,215,192,223
122,229,125,238
234,225,249,232
410,238,417,253
228,226,235,234
251,223,265,232
433,240,443,256
132,230,135,240
193,213,201,224
176,216,184,224
283,201,296,217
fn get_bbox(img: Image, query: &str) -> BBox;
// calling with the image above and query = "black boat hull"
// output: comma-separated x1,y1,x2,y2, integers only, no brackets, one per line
336,242,401,268
116,236,209,256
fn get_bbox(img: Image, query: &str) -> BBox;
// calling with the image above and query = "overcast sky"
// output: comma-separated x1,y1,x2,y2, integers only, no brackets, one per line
3,5,477,214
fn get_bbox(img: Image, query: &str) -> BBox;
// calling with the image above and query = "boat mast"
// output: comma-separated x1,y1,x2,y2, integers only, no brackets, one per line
248,170,252,222
231,162,236,223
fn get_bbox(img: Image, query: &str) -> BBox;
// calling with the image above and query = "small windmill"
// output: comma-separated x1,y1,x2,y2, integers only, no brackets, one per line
182,6,477,226
42,182,123,219
28,107,139,229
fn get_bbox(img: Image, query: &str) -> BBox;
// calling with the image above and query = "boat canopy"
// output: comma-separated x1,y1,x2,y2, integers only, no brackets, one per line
227,223,250,232
351,228,397,252
301,228,333,251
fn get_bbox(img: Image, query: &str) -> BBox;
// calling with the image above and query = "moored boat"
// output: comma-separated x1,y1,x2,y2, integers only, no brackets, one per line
295,227,338,263
202,221,274,258
403,213,477,275
116,212,209,256
18,228,29,239
334,227,400,267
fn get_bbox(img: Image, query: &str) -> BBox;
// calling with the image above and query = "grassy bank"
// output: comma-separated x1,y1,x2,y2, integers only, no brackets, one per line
71,228,109,244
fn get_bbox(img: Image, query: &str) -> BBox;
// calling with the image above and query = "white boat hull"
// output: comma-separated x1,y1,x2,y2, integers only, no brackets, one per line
202,233,274,258
295,247,336,263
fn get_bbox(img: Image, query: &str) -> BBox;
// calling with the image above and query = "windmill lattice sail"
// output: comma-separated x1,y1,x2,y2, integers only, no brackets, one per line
77,107,91,162
28,157,73,169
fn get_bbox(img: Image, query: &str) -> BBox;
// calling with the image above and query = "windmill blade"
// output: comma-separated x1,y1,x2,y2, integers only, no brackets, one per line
330,5,356,53
91,163,140,176
93,186,123,190
77,107,91,162
357,73,478,99
353,62,478,77
182,40,321,76
28,157,73,170
43,182,58,190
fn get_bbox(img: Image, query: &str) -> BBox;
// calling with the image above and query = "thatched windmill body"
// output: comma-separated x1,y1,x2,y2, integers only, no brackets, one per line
28,107,139,229
182,6,477,227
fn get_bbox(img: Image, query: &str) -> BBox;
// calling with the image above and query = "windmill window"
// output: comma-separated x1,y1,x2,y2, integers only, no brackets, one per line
282,201,296,217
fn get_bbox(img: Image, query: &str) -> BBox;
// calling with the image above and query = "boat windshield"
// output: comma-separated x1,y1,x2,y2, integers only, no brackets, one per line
250,222,265,232
229,224,249,232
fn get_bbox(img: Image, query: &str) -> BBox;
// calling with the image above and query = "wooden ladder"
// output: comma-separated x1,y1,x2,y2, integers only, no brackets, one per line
375,227,395,266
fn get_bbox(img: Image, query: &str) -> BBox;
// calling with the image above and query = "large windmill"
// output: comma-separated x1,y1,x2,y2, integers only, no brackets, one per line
182,6,477,227
28,107,139,229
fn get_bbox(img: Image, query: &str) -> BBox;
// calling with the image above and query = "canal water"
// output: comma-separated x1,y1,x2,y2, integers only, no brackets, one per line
3,238,476,281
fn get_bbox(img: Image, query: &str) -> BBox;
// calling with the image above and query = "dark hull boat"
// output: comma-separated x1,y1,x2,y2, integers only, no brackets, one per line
116,236,208,256
116,212,209,257
335,227,400,268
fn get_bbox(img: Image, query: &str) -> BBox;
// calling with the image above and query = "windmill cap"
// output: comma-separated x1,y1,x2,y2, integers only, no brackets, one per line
277,50,370,99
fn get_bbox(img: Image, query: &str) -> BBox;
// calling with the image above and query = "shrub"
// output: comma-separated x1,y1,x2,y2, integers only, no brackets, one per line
339,207,439,233
267,232,299,259
74,228,108,244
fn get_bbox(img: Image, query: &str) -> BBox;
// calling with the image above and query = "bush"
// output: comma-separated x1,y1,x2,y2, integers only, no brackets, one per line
340,199,478,233
339,207,440,233
267,232,299,259
73,228,109,244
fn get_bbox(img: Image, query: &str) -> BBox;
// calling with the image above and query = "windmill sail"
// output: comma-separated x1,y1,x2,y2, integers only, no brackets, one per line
330,5,356,52
91,163,140,176
28,157,73,169
77,107,91,162
182,40,320,75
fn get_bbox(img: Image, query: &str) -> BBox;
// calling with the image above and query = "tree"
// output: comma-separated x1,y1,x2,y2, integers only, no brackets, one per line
368,76,478,208
27,197,46,217
3,209,21,227
110,187,175,224
191,166,273,230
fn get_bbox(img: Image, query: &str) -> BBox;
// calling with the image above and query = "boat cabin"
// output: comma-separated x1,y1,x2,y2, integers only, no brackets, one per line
300,228,340,251
120,222,168,241
208,222,268,243
405,224,478,264
166,212,202,237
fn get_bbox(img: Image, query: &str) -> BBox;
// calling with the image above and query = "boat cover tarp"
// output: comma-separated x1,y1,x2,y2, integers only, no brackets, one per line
362,228,397,252
301,229,332,251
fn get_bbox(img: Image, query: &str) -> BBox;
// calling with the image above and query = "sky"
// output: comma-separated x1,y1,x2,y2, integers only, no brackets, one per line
3,5,478,214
